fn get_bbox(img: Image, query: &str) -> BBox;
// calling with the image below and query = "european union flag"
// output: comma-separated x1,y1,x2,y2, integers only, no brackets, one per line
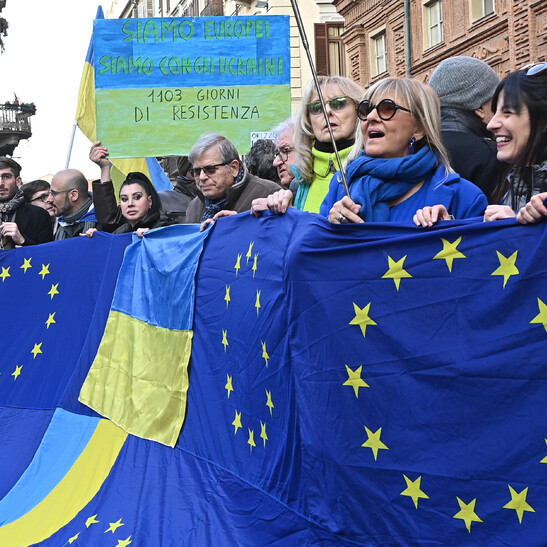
1,213,547,545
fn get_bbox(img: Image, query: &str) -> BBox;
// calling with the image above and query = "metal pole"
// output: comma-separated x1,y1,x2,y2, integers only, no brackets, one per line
65,121,78,169
289,0,351,197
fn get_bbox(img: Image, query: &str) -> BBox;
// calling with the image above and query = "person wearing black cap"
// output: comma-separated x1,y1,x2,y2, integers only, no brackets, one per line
429,56,509,203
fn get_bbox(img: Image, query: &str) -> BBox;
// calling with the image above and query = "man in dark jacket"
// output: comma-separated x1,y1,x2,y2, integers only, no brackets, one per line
157,156,198,224
46,169,99,239
0,157,53,248
429,56,508,203
185,133,280,224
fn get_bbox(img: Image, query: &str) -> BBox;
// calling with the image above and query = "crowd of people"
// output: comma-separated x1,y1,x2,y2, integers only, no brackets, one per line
0,57,545,248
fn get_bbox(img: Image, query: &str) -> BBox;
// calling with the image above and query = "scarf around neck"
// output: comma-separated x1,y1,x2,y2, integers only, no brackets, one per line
0,189,25,222
346,146,439,222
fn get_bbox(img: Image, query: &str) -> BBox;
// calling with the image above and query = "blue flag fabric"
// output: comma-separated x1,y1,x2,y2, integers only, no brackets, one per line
1,213,547,544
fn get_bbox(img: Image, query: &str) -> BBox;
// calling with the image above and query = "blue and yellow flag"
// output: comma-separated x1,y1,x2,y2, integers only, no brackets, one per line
1,214,547,544
79,225,209,447
75,6,172,192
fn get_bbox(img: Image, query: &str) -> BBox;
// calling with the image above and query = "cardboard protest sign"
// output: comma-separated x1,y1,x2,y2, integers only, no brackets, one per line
94,16,291,158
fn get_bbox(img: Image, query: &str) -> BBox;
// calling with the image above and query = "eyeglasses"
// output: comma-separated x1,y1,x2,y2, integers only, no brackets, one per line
49,188,76,197
521,62,547,76
30,193,50,203
189,163,229,179
308,96,351,116
0,173,15,182
274,146,294,164
357,99,411,121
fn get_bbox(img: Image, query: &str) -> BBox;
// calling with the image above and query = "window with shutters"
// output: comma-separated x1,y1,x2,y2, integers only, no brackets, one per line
314,23,347,76
424,1,443,49
371,31,387,76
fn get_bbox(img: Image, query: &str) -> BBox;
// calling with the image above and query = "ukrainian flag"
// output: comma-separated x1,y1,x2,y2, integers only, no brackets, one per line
79,225,209,447
75,6,171,191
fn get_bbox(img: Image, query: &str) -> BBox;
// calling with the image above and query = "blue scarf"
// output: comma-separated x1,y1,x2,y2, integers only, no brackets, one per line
346,146,439,222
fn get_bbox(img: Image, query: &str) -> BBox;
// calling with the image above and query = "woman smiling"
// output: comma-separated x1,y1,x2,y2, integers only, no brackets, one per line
482,63,547,223
322,77,488,226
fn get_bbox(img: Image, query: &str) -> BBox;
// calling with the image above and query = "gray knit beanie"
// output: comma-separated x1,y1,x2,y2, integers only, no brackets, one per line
429,56,499,111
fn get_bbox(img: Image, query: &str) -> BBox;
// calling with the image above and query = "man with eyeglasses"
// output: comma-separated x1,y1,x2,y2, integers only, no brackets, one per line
46,169,99,240
0,157,53,248
185,133,281,224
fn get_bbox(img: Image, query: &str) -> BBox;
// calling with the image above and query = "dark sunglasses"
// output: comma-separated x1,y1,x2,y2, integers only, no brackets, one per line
189,163,229,179
357,99,411,121
521,62,547,76
308,96,351,116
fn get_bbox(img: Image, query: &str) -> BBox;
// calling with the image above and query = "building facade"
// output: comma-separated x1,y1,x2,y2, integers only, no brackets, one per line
334,0,546,85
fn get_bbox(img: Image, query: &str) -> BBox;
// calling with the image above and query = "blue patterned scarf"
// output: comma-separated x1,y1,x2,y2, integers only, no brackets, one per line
347,146,439,222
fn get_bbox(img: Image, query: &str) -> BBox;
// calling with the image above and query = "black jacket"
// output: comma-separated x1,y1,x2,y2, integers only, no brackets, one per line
440,107,509,203
12,202,54,246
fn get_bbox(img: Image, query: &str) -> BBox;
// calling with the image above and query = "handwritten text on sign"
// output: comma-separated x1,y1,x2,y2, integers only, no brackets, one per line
94,16,291,157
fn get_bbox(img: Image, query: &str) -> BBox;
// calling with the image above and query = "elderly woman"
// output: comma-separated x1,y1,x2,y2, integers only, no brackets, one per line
323,77,487,226
252,76,364,216
482,63,547,224
292,75,364,212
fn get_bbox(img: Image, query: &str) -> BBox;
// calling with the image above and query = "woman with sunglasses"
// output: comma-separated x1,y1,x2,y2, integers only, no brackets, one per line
324,77,487,226
85,141,166,236
291,75,364,213
482,63,547,224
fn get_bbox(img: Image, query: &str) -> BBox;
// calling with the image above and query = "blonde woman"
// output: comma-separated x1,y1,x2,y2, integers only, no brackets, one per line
323,77,487,226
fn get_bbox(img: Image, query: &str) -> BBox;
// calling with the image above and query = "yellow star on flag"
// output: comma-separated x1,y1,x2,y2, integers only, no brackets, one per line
86,514,100,527
266,389,274,416
39,263,50,279
222,329,228,352
116,537,132,547
20,257,32,273
255,290,261,316
68,532,80,544
225,374,233,398
343,364,369,398
31,343,43,359
349,302,377,339
234,253,242,276
530,298,547,333
540,439,547,463
224,285,231,309
453,497,483,532
246,241,254,264
248,428,256,452
0,266,10,282
261,341,269,367
104,518,124,533
232,410,242,434
48,283,59,299
504,485,535,523
252,253,259,278
361,426,388,460
12,365,22,380
260,421,268,447
45,312,56,329
401,475,429,509
382,255,412,290
434,236,466,272
491,250,519,289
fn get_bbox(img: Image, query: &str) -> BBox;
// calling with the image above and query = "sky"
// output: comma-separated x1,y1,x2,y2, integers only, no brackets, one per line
0,1,111,182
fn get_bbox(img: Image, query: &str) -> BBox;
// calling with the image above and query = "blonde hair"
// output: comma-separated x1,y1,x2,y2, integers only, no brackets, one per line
348,77,454,174
294,75,364,183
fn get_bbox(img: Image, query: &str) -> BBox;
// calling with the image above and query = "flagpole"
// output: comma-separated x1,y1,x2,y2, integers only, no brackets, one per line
65,120,78,169
289,0,350,197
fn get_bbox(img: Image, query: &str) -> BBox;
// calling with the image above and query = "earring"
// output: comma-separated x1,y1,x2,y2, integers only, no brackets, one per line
408,137,417,155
